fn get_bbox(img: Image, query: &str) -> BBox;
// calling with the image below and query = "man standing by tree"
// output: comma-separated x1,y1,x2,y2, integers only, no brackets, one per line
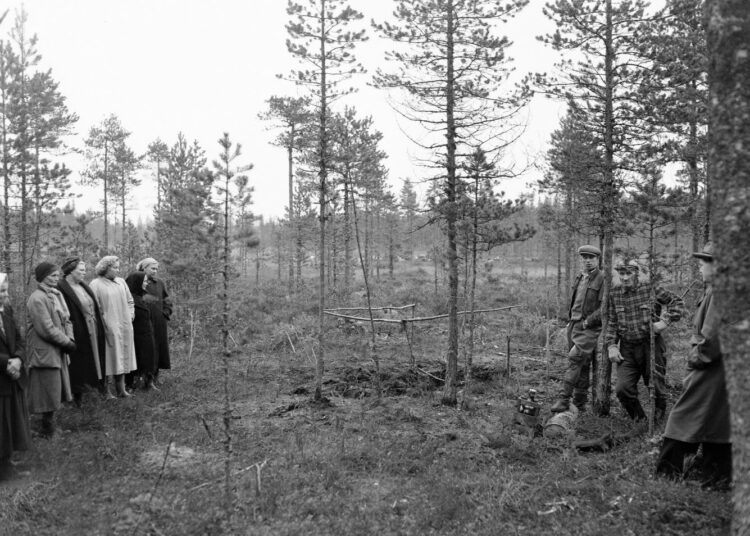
552,245,604,413
605,260,684,422
656,243,730,489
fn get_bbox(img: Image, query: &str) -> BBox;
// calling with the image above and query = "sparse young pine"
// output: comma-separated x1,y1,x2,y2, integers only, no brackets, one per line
374,0,530,405
283,0,366,401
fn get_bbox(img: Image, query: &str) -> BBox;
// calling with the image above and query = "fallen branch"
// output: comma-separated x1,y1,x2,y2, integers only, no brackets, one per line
324,305,520,324
183,460,270,495
573,424,647,452
325,304,416,312
416,367,445,383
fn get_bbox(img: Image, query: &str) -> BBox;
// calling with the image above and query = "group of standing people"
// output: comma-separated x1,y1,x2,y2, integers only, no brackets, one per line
0,255,171,479
555,242,730,488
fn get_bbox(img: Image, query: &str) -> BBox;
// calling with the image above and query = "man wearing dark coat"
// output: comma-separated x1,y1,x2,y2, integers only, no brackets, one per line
656,243,731,489
137,258,172,383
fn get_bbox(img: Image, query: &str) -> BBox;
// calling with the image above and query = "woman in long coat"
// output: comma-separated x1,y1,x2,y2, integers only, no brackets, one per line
137,258,172,382
0,272,31,479
26,262,76,437
57,257,107,404
656,243,731,488
89,256,136,398
125,271,158,390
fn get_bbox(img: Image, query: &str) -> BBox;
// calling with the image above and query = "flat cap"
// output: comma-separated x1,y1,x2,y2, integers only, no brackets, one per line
577,245,601,257
615,259,639,272
692,242,714,262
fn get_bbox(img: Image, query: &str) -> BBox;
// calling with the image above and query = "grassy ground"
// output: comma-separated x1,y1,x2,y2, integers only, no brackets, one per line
0,268,732,535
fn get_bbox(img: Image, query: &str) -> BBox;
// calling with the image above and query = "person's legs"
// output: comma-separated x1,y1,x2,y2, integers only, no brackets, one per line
698,443,732,489
652,336,668,420
40,411,55,437
656,437,699,478
553,345,589,412
615,341,646,420
572,358,590,410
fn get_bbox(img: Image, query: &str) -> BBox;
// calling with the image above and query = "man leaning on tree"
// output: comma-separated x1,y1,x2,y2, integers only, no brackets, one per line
605,259,684,422
551,244,604,414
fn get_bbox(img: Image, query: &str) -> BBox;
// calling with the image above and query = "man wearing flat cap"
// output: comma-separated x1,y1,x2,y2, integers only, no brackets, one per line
552,244,604,413
605,258,684,422
656,243,731,489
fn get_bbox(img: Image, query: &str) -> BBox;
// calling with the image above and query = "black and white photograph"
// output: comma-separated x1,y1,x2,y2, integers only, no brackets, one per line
0,0,747,534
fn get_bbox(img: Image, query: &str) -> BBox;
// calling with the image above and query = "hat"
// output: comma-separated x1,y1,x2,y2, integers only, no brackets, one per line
61,256,82,275
692,242,714,262
615,259,640,272
35,261,58,282
136,257,158,272
578,245,601,257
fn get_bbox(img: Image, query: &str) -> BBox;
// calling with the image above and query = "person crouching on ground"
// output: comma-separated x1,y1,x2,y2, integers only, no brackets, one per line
605,259,684,422
551,245,604,413
26,262,76,438
656,243,731,489
0,272,31,479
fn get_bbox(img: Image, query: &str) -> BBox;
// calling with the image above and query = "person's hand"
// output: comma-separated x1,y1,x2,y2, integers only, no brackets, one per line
63,338,76,353
6,357,21,380
608,345,623,364
652,320,668,334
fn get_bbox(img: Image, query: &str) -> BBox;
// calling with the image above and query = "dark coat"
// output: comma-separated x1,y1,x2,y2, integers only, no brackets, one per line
0,305,30,458
143,277,172,370
568,269,604,329
0,306,27,395
664,285,730,443
58,278,106,393
125,272,158,375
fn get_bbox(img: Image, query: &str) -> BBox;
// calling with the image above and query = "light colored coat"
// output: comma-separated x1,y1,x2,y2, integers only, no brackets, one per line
90,276,137,376
26,286,74,369
664,285,730,444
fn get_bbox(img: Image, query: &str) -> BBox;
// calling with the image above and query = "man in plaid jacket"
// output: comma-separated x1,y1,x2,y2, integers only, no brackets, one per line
605,260,684,421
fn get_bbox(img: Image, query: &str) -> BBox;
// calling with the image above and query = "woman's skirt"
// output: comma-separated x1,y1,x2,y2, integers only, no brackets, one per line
28,367,72,413
0,386,31,458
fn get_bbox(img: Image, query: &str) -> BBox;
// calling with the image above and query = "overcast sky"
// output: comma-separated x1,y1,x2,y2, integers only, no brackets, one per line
16,0,563,221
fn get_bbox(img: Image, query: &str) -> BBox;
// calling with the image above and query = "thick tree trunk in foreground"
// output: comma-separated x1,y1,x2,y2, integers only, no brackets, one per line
705,1,750,533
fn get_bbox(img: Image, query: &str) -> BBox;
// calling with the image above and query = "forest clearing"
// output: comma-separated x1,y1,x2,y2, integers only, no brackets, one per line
0,0,747,534
0,261,732,535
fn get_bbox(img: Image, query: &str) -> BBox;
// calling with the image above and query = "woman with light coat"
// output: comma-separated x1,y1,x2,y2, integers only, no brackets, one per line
89,256,136,398
26,262,76,437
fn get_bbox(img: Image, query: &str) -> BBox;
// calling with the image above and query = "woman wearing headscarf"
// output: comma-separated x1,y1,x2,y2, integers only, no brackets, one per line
26,262,76,438
89,256,136,398
0,272,31,479
125,271,158,390
137,258,172,384
57,256,106,404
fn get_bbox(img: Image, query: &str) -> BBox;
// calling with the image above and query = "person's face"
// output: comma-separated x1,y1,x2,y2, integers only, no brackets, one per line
71,262,86,283
145,264,158,278
616,268,638,288
0,281,8,304
106,261,120,279
699,259,715,283
580,254,598,273
43,269,61,286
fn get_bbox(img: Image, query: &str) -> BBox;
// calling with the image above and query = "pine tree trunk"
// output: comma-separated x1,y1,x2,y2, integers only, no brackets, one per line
315,0,327,402
287,138,295,294
705,1,750,531
442,0,459,406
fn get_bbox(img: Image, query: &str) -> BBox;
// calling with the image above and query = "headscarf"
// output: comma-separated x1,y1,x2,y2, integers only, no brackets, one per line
61,256,82,275
35,261,58,283
125,271,147,297
136,257,158,272
95,255,119,278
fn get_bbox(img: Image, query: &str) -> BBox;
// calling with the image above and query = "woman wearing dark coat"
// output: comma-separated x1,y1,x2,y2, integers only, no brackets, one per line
57,257,106,403
137,258,172,381
0,273,31,480
125,271,158,390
